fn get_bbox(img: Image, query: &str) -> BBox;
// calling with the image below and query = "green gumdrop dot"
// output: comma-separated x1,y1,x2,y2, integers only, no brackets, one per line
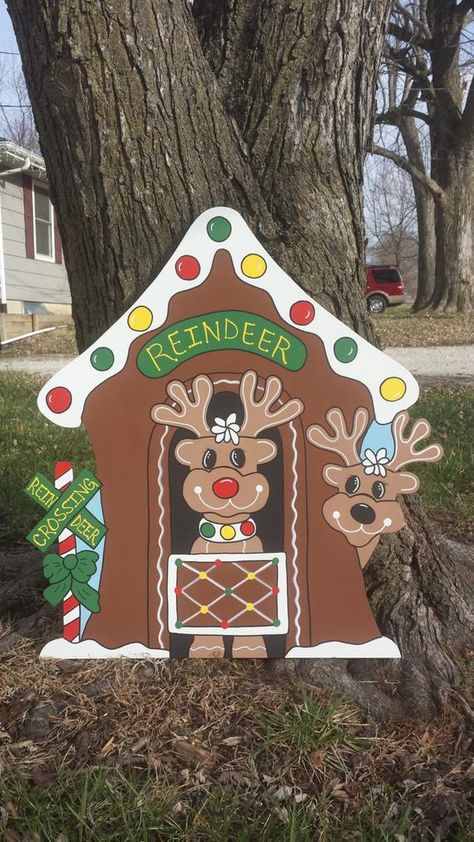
224,587,233,596
200,522,216,539
271,557,279,566
90,347,115,371
175,558,183,567
175,620,183,629
273,618,281,627
334,337,358,363
207,216,232,242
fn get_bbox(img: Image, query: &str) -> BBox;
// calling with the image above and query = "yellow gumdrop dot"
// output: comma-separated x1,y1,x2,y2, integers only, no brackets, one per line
380,377,406,402
241,253,267,279
246,602,254,611
247,571,256,580
200,605,209,614
221,525,236,540
127,306,153,331
199,571,208,580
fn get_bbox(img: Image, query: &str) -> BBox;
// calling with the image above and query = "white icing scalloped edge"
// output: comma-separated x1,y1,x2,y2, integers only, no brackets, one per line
40,635,400,659
40,639,170,659
286,636,401,658
37,207,418,428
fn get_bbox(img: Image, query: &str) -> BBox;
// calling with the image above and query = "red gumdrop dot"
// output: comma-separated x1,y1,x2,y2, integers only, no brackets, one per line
46,386,72,413
290,300,315,326
240,520,255,537
214,558,223,567
175,255,200,280
174,586,183,595
221,620,229,629
272,586,280,595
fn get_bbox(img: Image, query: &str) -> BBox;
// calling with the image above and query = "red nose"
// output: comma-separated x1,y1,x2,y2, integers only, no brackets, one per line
212,478,239,499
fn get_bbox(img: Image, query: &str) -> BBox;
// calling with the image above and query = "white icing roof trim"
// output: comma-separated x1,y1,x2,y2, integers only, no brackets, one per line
38,207,419,428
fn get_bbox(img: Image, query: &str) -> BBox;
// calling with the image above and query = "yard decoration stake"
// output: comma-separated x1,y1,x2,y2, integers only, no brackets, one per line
27,208,442,660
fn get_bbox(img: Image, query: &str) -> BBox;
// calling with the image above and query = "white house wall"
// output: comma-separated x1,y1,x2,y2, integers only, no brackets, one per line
1,173,71,306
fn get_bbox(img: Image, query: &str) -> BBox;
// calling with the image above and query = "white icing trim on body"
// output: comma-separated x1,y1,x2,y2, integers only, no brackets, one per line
37,207,419,428
286,636,401,658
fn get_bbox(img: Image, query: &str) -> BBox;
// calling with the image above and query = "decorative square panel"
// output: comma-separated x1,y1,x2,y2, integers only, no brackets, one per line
167,553,288,635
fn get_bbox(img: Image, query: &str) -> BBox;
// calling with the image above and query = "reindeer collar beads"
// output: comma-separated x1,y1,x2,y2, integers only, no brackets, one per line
29,208,442,660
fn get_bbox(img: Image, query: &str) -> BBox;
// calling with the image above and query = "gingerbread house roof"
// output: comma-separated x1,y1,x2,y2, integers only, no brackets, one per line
38,207,418,428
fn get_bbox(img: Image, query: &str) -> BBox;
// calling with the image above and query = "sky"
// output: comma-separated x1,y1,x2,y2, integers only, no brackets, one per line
0,2,17,52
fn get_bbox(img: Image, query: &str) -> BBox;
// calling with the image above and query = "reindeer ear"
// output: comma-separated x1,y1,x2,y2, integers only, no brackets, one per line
255,439,278,464
397,472,419,494
323,465,345,487
175,440,196,466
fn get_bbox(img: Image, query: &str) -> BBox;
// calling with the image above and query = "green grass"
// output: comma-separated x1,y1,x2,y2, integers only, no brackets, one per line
256,692,371,760
373,302,473,348
2,761,469,842
0,374,472,545
410,385,473,541
0,373,92,545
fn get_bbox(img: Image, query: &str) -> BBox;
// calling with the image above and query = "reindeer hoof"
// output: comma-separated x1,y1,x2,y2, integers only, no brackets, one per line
189,635,225,658
232,635,267,658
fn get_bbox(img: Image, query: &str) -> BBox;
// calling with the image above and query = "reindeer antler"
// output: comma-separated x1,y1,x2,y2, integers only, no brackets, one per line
151,375,213,436
389,412,443,471
306,407,369,466
239,371,303,436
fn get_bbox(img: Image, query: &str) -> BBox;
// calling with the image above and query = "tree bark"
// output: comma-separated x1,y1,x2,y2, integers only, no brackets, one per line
398,115,435,311
6,0,473,719
426,0,473,313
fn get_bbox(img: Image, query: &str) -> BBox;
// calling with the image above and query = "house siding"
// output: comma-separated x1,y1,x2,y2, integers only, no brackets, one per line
1,173,71,306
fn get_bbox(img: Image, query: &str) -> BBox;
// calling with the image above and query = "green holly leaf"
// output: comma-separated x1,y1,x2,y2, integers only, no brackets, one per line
71,580,100,613
43,553,68,584
43,576,72,606
73,550,99,583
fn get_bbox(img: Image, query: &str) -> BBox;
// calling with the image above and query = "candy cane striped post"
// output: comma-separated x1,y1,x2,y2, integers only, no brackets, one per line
54,461,80,643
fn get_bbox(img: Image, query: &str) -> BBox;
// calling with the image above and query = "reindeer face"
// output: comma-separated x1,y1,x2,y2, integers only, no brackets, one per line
152,371,304,525
321,464,418,547
175,436,276,518
307,407,442,551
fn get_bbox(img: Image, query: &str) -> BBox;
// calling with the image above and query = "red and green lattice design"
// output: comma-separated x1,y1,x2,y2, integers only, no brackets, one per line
168,554,287,634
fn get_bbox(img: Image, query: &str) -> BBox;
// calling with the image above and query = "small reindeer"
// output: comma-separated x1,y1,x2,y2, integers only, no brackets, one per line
307,408,443,568
152,371,303,658
152,370,303,553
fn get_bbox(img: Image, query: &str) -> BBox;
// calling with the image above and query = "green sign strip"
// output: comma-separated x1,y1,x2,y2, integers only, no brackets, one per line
26,469,103,551
67,508,106,550
136,310,307,378
24,473,59,510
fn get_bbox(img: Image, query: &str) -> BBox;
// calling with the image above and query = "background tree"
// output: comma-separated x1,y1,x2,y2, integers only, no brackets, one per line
371,0,474,313
0,54,39,151
6,0,473,718
365,155,419,296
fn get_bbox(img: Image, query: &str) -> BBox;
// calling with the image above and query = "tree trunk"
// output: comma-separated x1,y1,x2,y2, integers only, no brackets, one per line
6,0,473,719
426,0,473,313
398,116,435,312
430,146,473,312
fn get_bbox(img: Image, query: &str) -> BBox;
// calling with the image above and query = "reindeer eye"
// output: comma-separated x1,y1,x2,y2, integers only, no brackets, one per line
202,449,217,470
372,481,386,500
345,475,360,495
230,448,245,468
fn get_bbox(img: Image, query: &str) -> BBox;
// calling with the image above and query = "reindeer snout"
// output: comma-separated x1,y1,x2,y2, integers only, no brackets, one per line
212,477,240,499
350,503,376,525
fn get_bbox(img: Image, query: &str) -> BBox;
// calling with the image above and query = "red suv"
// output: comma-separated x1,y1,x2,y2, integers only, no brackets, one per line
365,265,406,314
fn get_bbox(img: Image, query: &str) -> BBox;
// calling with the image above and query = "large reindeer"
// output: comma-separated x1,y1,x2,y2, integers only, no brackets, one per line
307,408,443,569
151,371,303,657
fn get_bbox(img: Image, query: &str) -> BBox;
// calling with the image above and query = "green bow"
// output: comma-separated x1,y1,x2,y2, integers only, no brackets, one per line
43,550,100,613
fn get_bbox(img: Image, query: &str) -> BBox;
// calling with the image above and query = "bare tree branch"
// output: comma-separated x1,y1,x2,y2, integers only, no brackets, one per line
370,144,444,197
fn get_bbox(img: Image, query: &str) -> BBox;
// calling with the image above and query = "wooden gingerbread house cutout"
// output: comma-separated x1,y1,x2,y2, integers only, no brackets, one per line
37,208,442,659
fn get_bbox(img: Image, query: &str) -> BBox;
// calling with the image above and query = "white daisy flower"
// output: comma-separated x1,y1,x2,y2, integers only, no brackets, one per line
211,413,241,444
362,447,389,477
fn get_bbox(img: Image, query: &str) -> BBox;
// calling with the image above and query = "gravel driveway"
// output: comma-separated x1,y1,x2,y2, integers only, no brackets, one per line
0,345,472,379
